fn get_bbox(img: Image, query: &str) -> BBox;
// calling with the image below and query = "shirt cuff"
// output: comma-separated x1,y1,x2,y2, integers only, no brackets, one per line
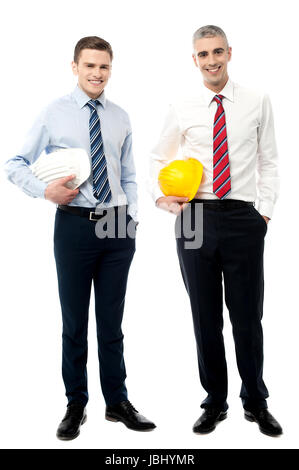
257,200,275,219
127,203,138,222
38,181,48,199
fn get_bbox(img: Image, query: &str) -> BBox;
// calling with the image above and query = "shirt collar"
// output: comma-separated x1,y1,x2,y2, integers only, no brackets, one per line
201,78,234,107
72,84,106,109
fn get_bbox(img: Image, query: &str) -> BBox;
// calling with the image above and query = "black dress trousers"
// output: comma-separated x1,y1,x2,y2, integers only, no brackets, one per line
53,206,135,407
176,200,269,412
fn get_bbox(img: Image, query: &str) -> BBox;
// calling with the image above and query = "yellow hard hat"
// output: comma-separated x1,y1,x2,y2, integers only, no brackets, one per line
158,158,203,201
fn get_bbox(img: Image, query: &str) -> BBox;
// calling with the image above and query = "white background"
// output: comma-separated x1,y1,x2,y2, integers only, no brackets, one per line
0,0,298,450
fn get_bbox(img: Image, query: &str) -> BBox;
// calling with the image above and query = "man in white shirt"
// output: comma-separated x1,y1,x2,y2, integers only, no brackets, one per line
150,25,282,436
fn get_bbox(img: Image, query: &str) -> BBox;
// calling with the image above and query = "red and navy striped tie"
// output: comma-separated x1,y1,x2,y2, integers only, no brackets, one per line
213,94,231,199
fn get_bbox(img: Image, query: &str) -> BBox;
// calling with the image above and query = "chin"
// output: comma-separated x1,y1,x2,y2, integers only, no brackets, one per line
210,76,222,84
89,88,104,97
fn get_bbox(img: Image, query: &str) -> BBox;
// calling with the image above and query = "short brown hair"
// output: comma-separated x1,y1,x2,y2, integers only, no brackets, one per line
74,36,113,63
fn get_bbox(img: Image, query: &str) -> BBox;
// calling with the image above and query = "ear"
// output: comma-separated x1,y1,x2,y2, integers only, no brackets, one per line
192,54,199,68
227,47,232,62
71,61,78,76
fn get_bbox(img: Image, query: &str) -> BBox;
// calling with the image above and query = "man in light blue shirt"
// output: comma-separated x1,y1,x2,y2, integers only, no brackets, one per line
5,36,155,439
5,61,137,219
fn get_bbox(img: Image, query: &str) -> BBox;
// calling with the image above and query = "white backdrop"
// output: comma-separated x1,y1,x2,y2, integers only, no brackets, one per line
1,0,298,450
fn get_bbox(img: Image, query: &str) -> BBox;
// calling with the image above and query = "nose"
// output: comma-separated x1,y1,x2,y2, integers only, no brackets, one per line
92,68,102,77
207,55,218,67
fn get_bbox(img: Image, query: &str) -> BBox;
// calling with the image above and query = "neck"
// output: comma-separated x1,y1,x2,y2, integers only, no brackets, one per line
78,83,104,100
204,76,229,94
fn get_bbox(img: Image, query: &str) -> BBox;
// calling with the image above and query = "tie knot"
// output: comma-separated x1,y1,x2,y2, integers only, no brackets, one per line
213,94,224,104
86,99,99,111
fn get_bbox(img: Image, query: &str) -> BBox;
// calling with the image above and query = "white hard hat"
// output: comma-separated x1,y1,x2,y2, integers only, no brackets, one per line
31,147,91,189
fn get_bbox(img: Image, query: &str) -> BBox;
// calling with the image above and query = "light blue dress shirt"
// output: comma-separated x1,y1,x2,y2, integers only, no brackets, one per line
4,85,138,220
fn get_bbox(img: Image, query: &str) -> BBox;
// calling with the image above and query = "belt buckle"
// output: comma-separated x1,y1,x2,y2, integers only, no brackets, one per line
89,211,99,221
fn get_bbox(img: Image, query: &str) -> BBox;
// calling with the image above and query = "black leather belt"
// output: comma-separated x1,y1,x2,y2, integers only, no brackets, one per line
58,204,127,221
190,199,254,210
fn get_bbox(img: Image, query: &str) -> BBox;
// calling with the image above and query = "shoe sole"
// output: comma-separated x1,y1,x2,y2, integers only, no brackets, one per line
193,412,227,434
105,414,156,432
244,413,282,437
56,414,87,441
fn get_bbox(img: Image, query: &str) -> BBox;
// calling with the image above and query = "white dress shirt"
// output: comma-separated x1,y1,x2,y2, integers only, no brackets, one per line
149,78,279,219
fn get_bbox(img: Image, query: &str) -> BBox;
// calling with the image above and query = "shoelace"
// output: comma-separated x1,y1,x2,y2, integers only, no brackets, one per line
255,409,273,421
205,408,221,417
122,400,138,414
65,404,85,420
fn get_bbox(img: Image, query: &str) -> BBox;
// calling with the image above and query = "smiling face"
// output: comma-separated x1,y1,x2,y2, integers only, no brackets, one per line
71,48,112,99
192,35,232,93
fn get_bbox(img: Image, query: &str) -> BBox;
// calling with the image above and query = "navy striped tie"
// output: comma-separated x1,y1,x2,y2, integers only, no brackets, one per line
86,99,112,203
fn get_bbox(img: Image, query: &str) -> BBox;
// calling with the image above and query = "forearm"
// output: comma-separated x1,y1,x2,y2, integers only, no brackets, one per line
4,106,50,199
148,105,182,203
4,156,47,199
256,94,280,219
120,130,138,221
121,179,138,221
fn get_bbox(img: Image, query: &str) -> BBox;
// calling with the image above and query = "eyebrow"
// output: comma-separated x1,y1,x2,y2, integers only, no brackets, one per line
83,62,110,67
197,47,225,56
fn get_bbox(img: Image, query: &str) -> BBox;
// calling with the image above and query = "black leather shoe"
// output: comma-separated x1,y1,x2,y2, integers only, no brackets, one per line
244,409,283,437
193,408,227,434
105,400,156,432
56,403,87,440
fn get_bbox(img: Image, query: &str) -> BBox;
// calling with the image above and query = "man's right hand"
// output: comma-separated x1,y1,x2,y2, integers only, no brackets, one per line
156,196,189,215
44,175,79,204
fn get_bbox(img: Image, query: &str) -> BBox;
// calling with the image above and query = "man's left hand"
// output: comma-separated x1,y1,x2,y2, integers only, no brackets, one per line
263,216,270,224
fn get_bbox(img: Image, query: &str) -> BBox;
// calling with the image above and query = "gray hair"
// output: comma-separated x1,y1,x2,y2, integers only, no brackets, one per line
192,25,229,50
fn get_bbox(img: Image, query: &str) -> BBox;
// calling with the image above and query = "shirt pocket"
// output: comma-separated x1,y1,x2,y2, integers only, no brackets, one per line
183,123,213,149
